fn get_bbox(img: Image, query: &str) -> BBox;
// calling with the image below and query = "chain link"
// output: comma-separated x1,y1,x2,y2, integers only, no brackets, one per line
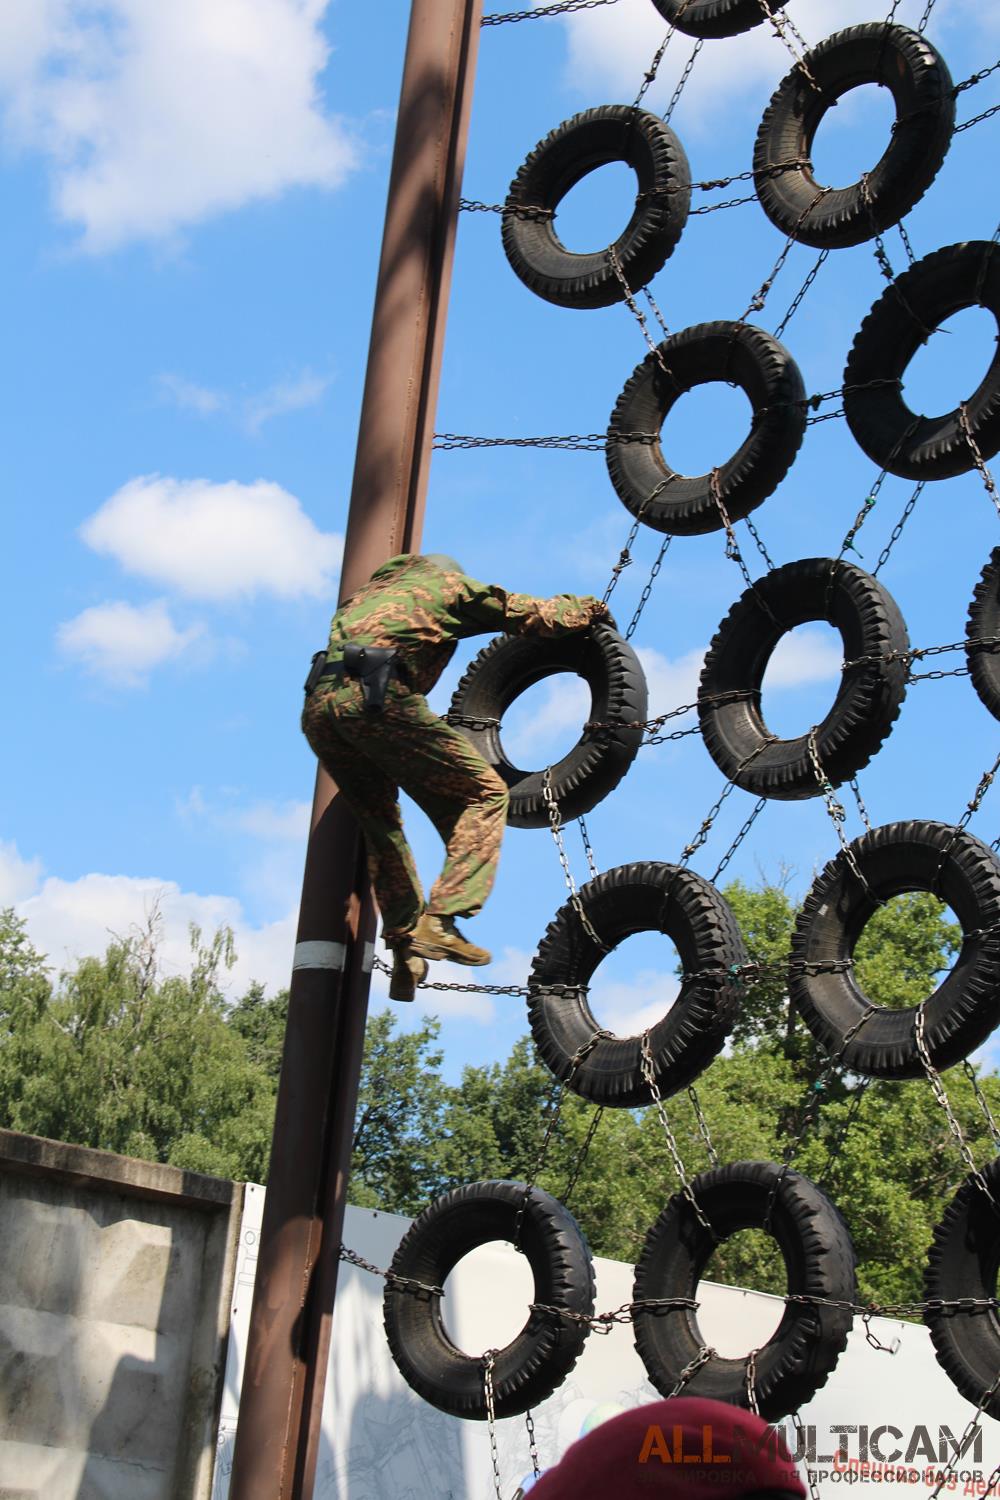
578,816,599,879
668,1344,717,1395
873,482,925,575
525,1409,541,1480
543,767,610,951
626,534,672,639
664,38,704,124
807,729,881,901
483,1350,503,1500
688,1083,720,1167
745,1348,761,1416
963,1059,1000,1150
339,1244,444,1298
916,1007,1000,1211
927,1372,1000,1500
634,27,675,110
641,1031,717,1236
482,0,619,23
560,1105,604,1206
773,248,829,340
710,796,768,882
960,403,1000,520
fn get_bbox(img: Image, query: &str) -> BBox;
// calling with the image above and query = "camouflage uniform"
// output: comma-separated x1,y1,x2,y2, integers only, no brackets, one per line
301,553,609,945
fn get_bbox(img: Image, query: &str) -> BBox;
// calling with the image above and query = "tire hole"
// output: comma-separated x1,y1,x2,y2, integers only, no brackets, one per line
808,82,897,191
696,1229,787,1355
658,381,754,479
500,675,591,771
853,892,961,1011
440,1241,536,1356
553,159,639,254
758,622,844,739
901,305,1000,422
585,929,682,1036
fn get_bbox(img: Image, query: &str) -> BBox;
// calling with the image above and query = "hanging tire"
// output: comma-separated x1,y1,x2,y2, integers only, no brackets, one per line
967,547,1000,721
697,558,909,800
605,322,806,536
383,1181,595,1419
925,1158,1000,1420
447,623,647,830
650,0,788,40
528,862,747,1108
753,24,955,250
844,242,1000,481
502,105,691,310
790,821,1000,1079
633,1161,856,1421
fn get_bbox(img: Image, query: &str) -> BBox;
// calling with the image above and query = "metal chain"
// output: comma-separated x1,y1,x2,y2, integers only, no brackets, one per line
745,1348,761,1416
957,100,1000,134
525,1409,541,1481
372,950,528,998
483,1351,503,1500
434,431,608,451
664,39,704,124
927,1373,1000,1500
641,1031,717,1236
849,777,873,833
873,482,925,575
634,28,675,110
602,506,646,604
643,283,672,339
960,403,1000,520
561,1106,604,1206
339,1244,444,1298
608,244,678,382
710,468,777,608
543,767,610,951
963,1060,1000,1151
792,1411,823,1500
773,249,829,340
743,513,776,571
739,187,831,322
915,1008,1000,1211
755,0,815,83
482,0,620,23
681,743,774,867
711,796,768,882
916,0,938,34
807,729,882,902
688,1084,720,1166
578,817,599,879
626,534,672,639
667,1344,717,1395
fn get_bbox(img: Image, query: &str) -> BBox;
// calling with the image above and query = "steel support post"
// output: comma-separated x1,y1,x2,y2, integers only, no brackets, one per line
227,1,482,1495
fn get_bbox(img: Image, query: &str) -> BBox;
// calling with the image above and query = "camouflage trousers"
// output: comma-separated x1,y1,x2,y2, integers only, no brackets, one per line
301,678,509,945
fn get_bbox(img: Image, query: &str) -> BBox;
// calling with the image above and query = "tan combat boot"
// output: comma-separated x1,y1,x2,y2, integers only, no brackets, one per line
409,913,491,967
388,946,428,1003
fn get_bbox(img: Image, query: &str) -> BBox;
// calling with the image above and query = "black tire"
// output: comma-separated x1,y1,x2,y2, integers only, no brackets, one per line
633,1161,856,1421
606,322,806,536
790,821,1000,1079
502,105,690,310
925,1158,1000,1420
447,623,647,830
753,25,955,250
698,558,909,800
967,547,1000,721
528,862,747,1107
651,0,788,40
844,242,1000,481
383,1181,595,1419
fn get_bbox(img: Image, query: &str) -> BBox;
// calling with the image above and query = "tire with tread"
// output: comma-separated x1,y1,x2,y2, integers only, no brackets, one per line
698,558,909,800
966,547,1000,721
383,1180,595,1419
528,862,746,1107
606,321,806,536
753,24,954,250
651,0,790,40
448,623,647,829
633,1160,856,1421
844,242,1000,481
790,820,1000,1079
925,1157,1000,1420
502,105,690,310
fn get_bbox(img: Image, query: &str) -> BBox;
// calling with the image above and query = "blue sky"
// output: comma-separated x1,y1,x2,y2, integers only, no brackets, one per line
3,0,1000,1080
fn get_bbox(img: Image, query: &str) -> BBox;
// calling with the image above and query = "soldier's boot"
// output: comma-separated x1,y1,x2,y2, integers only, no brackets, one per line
409,913,491,967
388,946,428,1003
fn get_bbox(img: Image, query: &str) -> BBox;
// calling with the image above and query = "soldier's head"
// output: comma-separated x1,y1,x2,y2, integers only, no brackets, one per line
423,553,464,574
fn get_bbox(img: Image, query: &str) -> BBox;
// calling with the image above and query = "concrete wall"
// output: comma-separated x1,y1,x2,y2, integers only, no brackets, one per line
0,1129,242,1500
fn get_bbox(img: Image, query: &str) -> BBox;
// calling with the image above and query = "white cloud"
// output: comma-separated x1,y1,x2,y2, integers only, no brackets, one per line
552,0,920,129
6,850,296,996
244,371,331,434
157,373,228,417
587,967,682,1039
0,840,44,905
0,0,357,252
501,676,592,762
766,625,842,687
80,474,343,601
56,598,202,686
638,644,705,717
158,368,331,432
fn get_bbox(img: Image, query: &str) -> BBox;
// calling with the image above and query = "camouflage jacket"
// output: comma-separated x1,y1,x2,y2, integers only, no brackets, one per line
326,553,609,695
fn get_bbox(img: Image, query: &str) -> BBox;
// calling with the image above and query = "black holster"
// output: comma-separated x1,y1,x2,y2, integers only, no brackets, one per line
343,643,398,713
304,651,328,696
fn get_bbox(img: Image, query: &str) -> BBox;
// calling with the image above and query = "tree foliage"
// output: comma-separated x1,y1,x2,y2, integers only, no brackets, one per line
1,875,996,1308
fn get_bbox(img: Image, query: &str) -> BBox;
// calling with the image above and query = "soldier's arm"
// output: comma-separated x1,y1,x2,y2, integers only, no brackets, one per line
454,579,611,637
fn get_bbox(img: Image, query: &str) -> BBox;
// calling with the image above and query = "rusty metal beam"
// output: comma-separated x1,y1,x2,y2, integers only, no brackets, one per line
226,2,482,1496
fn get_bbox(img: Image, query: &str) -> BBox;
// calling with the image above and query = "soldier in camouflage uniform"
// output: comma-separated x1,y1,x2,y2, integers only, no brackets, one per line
301,553,610,1001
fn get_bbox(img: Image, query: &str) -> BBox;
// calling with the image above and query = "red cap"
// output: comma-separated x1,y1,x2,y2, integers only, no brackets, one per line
528,1397,807,1499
